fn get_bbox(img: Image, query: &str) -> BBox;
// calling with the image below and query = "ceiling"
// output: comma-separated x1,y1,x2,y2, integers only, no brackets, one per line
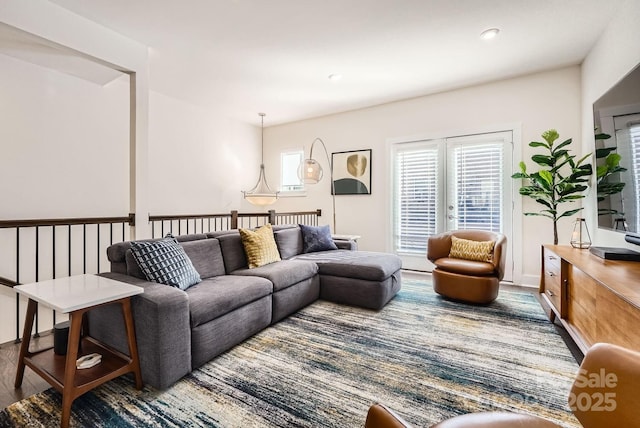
0,22,125,85
16,0,627,125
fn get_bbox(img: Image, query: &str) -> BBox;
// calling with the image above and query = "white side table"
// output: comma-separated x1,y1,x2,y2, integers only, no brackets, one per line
14,274,143,428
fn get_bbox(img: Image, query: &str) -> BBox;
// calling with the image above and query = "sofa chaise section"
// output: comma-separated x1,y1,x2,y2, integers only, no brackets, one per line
292,250,402,309
273,226,402,310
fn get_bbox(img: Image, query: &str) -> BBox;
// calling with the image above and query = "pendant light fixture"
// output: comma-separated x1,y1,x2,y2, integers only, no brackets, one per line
242,113,279,206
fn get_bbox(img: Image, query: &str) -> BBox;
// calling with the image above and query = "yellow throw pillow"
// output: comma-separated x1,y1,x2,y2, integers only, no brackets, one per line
449,235,495,262
239,223,281,268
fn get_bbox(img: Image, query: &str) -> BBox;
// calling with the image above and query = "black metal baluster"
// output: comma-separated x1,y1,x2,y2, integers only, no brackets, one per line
15,228,20,343
97,224,100,273
68,225,72,276
52,226,56,326
34,226,39,337
83,224,87,274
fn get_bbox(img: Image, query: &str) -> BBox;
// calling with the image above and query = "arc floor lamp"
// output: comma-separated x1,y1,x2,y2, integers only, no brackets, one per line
298,138,337,232
242,113,279,206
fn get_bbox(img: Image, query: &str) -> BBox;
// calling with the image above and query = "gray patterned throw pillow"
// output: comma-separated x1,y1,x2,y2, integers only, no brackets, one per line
299,224,338,253
130,237,201,290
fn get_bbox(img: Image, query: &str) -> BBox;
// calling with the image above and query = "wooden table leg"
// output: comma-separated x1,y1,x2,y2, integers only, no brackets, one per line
14,299,38,388
60,309,84,428
121,298,143,389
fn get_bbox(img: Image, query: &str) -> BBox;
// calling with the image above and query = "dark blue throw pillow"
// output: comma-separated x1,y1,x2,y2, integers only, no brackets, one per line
130,237,201,290
299,224,338,253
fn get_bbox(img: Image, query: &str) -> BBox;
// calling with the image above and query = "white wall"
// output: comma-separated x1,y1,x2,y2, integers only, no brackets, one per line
581,0,640,248
265,67,583,285
0,1,261,343
0,57,259,343
148,91,258,214
0,54,131,219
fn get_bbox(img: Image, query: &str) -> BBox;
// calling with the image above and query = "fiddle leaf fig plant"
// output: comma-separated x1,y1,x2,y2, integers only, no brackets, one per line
511,129,592,244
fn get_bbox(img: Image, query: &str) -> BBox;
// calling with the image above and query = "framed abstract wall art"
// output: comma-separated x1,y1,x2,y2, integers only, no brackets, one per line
331,149,372,195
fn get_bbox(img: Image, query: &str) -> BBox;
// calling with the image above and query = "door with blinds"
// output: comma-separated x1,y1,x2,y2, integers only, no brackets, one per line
392,131,513,280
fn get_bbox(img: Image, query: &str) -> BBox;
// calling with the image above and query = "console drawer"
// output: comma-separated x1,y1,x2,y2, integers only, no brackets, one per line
542,248,563,315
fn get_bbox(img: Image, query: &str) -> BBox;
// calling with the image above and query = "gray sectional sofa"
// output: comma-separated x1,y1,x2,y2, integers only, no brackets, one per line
87,225,402,389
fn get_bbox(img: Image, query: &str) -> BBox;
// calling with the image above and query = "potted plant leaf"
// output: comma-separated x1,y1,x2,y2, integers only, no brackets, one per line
595,131,627,217
512,129,592,244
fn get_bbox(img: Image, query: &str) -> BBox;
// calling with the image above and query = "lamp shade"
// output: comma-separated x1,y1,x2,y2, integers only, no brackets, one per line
244,194,278,206
296,137,336,232
242,113,279,206
298,159,324,184
243,164,279,206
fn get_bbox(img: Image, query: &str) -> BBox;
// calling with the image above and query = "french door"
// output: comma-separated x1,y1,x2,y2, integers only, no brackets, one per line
392,131,513,280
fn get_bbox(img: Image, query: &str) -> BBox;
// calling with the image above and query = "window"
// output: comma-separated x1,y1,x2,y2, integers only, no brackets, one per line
391,131,512,276
447,140,504,232
280,150,304,192
393,141,440,254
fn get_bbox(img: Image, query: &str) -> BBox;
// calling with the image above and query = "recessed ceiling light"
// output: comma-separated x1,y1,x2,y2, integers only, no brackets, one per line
328,73,342,81
480,28,500,40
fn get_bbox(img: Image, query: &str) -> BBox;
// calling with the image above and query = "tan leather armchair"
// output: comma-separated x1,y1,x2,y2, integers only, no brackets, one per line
427,230,506,304
365,342,640,428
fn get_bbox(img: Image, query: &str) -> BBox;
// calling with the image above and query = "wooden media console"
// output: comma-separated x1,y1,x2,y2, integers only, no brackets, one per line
540,245,640,354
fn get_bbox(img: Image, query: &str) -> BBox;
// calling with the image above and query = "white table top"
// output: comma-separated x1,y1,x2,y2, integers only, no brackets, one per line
332,234,361,241
14,274,143,313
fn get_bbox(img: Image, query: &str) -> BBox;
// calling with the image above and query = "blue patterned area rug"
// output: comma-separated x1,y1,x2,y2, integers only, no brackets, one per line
0,278,580,427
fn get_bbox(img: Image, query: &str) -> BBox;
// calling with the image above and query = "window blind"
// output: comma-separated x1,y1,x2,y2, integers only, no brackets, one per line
448,142,503,232
394,142,439,254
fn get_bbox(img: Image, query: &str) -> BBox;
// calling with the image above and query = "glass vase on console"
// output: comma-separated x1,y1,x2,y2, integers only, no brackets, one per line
570,217,591,249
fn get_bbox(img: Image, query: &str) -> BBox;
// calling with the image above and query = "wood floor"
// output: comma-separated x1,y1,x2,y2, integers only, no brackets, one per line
0,333,54,409
0,276,582,410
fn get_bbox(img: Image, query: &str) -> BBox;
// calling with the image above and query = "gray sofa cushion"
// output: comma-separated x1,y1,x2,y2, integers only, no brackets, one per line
186,275,272,327
216,232,248,273
191,296,272,369
293,250,402,281
107,234,209,263
111,234,214,278
180,238,226,279
273,227,303,259
231,259,318,292
125,250,146,279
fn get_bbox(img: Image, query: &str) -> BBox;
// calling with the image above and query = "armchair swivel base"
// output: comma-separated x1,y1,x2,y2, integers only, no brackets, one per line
432,269,499,305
